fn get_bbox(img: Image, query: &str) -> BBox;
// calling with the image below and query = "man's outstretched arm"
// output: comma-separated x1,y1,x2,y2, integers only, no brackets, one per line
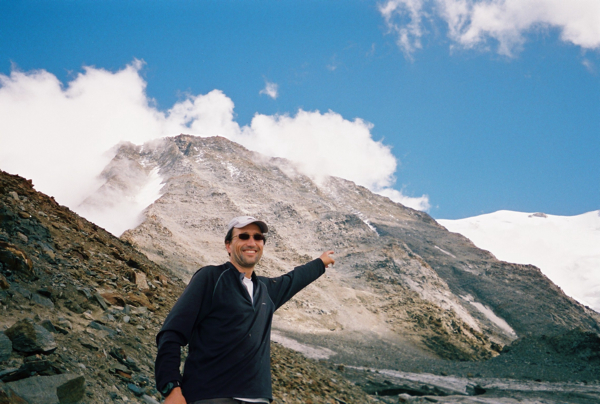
265,250,335,310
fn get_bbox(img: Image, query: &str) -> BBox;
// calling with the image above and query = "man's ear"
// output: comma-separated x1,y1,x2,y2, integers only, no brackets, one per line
225,241,231,256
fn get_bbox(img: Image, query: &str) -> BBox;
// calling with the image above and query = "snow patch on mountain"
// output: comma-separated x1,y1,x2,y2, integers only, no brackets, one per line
461,294,516,337
438,211,600,313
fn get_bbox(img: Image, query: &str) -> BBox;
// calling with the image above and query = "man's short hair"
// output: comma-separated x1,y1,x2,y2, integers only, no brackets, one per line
224,228,234,245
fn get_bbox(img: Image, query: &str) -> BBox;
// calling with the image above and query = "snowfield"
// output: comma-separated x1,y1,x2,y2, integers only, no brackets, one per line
438,210,600,313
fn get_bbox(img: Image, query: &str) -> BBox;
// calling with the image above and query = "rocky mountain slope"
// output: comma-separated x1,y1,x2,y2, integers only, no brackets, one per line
82,134,600,372
0,170,377,404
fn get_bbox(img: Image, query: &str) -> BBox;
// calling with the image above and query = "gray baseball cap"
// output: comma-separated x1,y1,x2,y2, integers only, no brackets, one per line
227,216,268,233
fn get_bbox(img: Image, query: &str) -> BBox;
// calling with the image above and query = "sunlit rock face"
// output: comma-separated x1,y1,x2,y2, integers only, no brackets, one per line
89,134,600,368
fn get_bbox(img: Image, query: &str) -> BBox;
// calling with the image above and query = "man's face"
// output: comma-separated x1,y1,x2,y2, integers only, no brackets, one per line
226,223,264,270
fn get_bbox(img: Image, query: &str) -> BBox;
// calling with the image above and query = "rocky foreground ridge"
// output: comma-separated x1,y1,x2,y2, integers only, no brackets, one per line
0,170,377,404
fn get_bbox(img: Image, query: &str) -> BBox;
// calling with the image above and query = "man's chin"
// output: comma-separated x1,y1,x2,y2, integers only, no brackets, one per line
236,258,261,269
242,254,261,264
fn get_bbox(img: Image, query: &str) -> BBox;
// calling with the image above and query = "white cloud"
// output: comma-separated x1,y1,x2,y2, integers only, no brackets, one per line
327,54,339,71
77,165,165,237
379,0,426,57
259,81,279,99
236,110,397,190
377,187,431,211
380,0,600,56
0,62,429,234
582,58,595,73
0,60,166,208
234,109,430,211
165,89,242,138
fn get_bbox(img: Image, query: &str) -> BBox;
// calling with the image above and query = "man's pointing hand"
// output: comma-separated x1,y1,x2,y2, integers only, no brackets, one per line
319,251,335,268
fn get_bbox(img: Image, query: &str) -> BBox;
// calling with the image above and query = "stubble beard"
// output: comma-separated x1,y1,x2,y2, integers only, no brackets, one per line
233,249,262,269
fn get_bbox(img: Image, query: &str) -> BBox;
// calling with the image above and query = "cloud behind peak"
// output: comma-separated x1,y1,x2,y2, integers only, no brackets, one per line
0,62,429,234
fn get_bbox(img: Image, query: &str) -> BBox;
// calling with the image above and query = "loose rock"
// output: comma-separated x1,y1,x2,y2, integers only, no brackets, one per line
5,373,85,404
0,333,12,362
0,380,29,404
5,318,57,354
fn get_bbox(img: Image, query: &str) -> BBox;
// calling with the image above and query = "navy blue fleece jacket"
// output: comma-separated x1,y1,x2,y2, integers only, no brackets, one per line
154,259,326,402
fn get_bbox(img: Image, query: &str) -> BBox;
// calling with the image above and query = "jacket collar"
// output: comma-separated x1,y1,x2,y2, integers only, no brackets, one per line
225,261,257,283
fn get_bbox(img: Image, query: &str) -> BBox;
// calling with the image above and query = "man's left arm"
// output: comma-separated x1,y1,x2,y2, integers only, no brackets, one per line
265,250,334,310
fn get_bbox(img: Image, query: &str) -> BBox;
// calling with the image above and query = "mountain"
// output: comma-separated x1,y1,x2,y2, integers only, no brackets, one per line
0,169,376,404
80,134,600,374
3,137,600,404
438,210,600,313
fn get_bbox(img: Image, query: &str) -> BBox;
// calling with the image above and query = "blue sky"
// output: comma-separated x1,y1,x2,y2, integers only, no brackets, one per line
1,0,598,219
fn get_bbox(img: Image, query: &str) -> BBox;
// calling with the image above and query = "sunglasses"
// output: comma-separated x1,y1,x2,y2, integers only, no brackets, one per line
234,233,266,242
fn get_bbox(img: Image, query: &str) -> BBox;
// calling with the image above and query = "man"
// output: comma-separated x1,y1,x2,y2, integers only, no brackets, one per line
155,216,335,404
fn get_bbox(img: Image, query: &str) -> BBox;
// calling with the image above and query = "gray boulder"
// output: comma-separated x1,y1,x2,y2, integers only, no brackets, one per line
32,293,54,309
5,374,85,404
0,332,12,362
4,318,57,354
0,380,30,404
